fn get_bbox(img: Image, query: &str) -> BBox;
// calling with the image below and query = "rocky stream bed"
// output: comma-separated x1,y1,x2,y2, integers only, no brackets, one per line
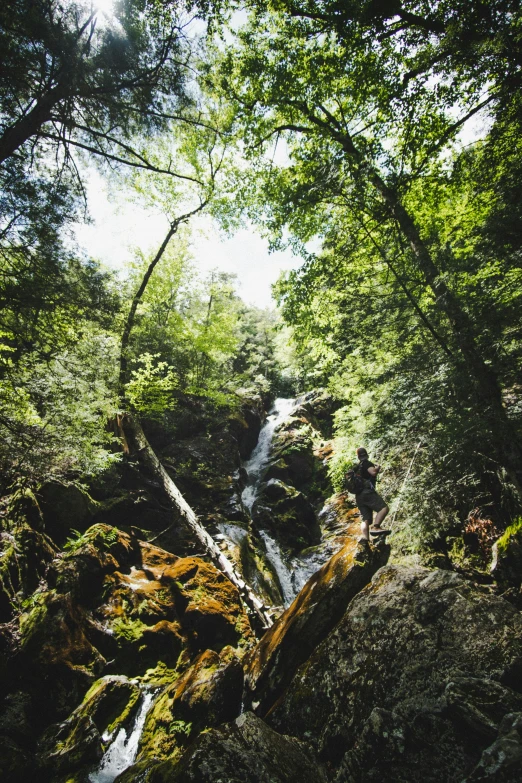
1,390,522,782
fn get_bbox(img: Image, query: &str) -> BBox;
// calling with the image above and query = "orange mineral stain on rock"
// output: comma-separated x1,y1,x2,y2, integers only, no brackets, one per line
244,537,390,716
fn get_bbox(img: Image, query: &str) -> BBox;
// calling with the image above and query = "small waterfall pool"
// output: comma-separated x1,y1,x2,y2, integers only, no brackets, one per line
241,397,296,512
89,690,155,783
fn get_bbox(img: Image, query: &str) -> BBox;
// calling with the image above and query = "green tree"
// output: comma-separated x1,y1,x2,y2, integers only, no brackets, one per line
208,0,522,497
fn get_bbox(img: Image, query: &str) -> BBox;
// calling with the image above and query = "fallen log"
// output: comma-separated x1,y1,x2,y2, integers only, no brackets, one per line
116,411,273,631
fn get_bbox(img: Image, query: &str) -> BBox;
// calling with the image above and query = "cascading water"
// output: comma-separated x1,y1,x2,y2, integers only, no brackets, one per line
240,398,304,607
89,690,155,783
241,398,296,512
222,396,333,609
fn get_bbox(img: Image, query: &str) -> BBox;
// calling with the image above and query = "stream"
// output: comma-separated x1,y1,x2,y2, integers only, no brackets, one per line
89,690,155,783
239,397,330,608
241,397,296,512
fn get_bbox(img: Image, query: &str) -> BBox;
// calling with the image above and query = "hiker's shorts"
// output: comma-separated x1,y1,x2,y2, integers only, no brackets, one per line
356,487,387,523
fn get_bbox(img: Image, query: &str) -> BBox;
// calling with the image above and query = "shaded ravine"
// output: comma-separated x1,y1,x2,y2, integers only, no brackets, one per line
237,397,339,608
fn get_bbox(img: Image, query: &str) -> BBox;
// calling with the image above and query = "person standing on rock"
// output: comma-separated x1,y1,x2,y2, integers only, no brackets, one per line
352,447,390,541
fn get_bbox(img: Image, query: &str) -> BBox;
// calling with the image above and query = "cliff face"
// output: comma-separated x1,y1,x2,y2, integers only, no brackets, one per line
1,392,522,783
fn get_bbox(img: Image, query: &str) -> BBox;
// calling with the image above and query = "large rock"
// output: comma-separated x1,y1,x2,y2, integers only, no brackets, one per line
0,519,57,622
39,675,141,778
121,711,328,783
244,538,390,716
491,520,522,593
253,479,321,553
37,481,99,546
19,591,106,720
136,646,243,766
268,565,522,782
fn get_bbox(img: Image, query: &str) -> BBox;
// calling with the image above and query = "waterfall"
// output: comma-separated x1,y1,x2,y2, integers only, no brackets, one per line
259,530,296,606
88,690,155,783
241,397,296,512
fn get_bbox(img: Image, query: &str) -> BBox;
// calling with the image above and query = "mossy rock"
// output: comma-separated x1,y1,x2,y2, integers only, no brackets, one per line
37,481,99,546
168,557,254,652
491,518,522,590
19,591,106,721
40,675,141,778
131,712,328,783
0,521,57,621
137,647,243,766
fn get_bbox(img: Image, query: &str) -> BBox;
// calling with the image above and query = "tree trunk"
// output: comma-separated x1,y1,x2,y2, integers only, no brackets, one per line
115,411,273,630
0,82,69,164
330,128,522,495
119,221,179,401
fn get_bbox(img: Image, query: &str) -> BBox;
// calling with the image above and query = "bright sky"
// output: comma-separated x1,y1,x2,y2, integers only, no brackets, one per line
75,169,303,308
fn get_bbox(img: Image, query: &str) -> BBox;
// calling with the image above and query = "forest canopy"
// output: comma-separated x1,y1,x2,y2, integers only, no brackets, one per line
1,0,521,554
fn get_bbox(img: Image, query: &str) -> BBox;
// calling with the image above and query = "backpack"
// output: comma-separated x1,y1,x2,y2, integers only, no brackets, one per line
344,463,366,495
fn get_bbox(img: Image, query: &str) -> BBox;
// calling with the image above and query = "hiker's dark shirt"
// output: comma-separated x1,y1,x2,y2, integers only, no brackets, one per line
359,459,376,489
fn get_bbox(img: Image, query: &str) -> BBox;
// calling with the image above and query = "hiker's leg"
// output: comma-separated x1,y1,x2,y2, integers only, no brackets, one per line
360,517,370,540
373,505,389,529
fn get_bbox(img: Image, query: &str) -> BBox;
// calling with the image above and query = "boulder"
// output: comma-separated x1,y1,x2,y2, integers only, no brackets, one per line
37,481,99,546
244,538,390,716
268,565,522,782
491,520,522,592
136,646,243,765
253,480,321,553
121,711,328,783
464,712,522,781
167,557,254,652
0,521,57,622
19,590,106,722
49,524,141,606
39,675,141,778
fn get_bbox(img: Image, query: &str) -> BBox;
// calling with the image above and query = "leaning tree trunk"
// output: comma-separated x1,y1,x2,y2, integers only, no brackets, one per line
116,411,273,630
319,119,522,496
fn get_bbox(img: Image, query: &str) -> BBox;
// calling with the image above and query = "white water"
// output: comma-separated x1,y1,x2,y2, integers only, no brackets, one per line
241,398,296,512
259,530,297,606
89,690,155,783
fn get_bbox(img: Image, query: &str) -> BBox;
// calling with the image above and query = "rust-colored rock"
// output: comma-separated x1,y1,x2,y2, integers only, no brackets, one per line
136,646,244,766
169,556,254,652
269,566,522,782
244,538,389,716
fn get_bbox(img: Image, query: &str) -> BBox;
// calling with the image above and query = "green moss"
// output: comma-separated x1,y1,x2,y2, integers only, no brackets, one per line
140,661,179,687
19,590,54,645
496,518,522,554
111,616,148,642
64,524,119,555
105,688,141,736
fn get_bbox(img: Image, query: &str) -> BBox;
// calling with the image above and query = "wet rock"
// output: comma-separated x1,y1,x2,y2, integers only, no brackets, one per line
295,388,339,437
40,675,141,778
244,538,390,716
491,520,522,591
226,400,264,459
38,481,99,546
136,646,243,765
269,565,522,782
253,480,320,553
168,557,254,652
262,458,290,484
125,711,328,783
